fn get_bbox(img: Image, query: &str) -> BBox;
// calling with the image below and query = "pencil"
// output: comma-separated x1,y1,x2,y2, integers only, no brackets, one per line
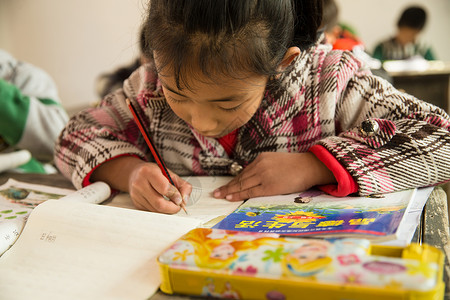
125,98,187,214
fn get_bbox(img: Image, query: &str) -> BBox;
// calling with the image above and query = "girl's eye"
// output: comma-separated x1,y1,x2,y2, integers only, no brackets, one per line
166,96,186,104
167,94,243,112
218,103,243,112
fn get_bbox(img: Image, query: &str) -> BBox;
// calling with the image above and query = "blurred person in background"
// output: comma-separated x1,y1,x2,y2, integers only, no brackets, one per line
321,0,389,81
372,6,436,61
0,49,68,173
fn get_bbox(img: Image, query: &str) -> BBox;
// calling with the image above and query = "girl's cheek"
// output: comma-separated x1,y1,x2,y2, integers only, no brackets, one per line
168,104,189,121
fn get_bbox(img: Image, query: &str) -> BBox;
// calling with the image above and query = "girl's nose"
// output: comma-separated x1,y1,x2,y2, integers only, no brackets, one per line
190,111,218,135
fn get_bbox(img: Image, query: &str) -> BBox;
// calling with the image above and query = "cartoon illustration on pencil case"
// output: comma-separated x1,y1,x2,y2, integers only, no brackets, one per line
159,228,440,297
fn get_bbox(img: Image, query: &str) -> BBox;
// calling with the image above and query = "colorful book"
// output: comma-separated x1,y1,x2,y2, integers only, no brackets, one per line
213,188,421,243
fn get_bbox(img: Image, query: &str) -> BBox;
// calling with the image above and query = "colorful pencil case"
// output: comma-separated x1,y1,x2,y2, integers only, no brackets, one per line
158,228,445,300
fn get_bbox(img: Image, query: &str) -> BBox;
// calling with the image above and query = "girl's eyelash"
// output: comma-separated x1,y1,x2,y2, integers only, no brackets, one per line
166,96,186,104
168,95,243,112
219,104,242,112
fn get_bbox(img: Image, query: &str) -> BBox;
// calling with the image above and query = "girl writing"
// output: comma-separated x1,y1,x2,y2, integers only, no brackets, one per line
55,0,450,213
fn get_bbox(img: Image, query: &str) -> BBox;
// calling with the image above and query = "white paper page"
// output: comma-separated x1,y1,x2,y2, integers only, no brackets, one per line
0,178,75,255
0,200,201,300
241,188,415,209
59,181,111,204
0,180,112,256
379,187,433,246
0,216,26,255
111,176,244,225
175,176,244,223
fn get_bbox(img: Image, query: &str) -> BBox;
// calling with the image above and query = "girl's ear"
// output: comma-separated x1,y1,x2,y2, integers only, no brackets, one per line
278,47,301,72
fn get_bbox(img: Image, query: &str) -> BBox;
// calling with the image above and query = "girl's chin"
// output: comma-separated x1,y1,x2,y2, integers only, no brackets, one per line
197,128,236,138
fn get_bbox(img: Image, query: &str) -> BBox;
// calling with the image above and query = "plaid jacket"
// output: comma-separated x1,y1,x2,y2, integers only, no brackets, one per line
54,42,450,195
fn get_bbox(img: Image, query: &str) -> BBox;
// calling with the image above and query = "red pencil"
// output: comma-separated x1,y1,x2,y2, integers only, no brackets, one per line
126,98,187,213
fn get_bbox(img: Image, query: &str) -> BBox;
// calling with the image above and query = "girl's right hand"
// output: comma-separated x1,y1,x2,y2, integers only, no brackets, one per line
91,156,191,213
127,161,191,213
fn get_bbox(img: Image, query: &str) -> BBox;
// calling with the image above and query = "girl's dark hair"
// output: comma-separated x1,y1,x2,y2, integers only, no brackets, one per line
397,6,427,30
144,0,322,89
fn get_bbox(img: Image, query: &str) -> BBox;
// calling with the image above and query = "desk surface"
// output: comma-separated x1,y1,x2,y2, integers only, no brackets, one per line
384,61,450,114
1,172,448,299
386,60,450,77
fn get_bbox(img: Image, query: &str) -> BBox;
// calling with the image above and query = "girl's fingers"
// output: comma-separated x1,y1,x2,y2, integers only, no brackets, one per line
128,162,191,213
214,173,260,201
178,181,193,205
170,173,193,205
135,187,181,213
224,183,266,202
163,184,183,206
149,196,181,213
130,167,182,213
131,191,155,211
147,170,183,206
218,164,257,193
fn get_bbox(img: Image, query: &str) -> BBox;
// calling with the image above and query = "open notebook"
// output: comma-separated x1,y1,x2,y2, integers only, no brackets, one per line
0,179,111,255
0,176,243,300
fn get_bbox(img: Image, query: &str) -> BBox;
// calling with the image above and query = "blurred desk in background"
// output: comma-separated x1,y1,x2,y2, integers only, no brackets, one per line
386,61,450,114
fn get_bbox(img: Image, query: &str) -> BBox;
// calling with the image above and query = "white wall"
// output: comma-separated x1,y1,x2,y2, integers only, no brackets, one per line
0,0,146,113
336,0,450,61
1,0,449,113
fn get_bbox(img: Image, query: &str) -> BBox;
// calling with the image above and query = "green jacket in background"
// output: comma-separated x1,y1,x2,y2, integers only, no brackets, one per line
0,49,69,173
372,37,436,61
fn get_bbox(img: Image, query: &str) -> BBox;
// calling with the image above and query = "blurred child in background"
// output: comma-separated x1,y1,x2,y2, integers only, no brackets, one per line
321,0,362,52
321,0,387,79
0,49,68,173
372,6,436,61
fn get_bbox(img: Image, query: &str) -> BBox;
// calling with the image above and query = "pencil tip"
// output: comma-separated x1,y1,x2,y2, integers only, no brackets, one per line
180,203,188,215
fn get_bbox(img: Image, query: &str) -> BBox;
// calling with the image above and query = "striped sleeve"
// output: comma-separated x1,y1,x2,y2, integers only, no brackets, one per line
316,52,450,195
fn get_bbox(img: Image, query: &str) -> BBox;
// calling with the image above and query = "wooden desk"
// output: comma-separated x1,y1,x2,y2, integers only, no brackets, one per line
420,187,450,296
1,172,449,299
386,61,450,114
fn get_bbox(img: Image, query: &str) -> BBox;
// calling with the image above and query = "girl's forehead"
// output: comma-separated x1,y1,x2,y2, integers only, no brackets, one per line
152,38,269,88
156,62,268,94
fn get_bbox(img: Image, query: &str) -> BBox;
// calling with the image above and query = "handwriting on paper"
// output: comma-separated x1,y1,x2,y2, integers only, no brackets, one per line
40,232,57,243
